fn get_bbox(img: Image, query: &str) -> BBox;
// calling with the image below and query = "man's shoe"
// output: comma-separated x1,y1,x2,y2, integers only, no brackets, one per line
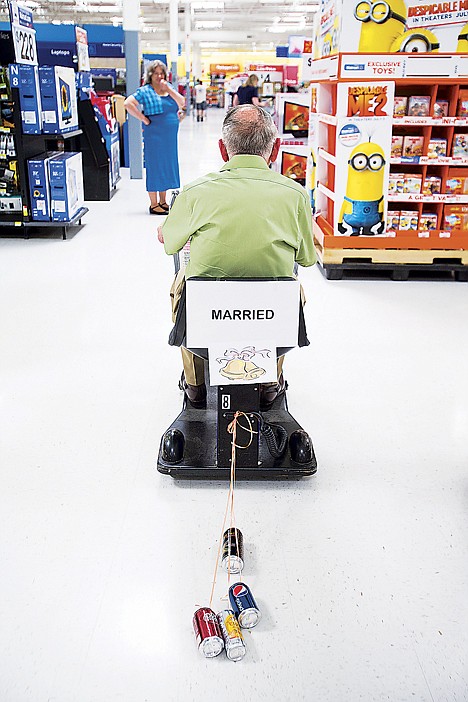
179,373,207,407
260,374,287,410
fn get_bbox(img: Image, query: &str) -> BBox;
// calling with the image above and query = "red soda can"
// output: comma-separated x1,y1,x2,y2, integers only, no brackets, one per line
192,607,224,658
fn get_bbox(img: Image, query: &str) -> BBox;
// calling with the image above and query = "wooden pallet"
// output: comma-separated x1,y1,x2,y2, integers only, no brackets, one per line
314,241,468,281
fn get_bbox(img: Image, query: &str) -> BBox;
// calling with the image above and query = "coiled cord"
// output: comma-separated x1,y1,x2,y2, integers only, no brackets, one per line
259,418,288,458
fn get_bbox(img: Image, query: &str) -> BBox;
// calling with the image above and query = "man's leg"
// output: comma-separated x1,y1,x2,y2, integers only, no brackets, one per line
181,348,205,386
170,269,207,405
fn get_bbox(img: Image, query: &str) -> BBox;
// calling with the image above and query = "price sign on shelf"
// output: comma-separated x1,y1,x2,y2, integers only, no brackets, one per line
9,1,37,66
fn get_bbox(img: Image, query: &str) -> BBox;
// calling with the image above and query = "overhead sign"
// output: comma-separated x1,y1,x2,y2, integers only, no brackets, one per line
9,1,37,66
37,43,76,69
88,42,124,58
186,279,300,349
210,63,241,74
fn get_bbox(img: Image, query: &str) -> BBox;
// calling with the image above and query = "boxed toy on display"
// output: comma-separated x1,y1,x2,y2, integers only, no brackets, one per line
39,66,78,134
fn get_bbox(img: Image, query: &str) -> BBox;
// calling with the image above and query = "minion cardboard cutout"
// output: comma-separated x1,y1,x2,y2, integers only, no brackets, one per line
390,28,440,53
355,0,407,52
457,23,468,53
339,0,468,54
338,141,386,236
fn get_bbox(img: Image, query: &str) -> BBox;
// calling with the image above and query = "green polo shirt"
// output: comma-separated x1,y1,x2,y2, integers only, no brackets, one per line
162,154,316,278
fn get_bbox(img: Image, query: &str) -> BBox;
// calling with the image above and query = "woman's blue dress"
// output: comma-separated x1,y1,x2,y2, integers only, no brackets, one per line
143,95,180,192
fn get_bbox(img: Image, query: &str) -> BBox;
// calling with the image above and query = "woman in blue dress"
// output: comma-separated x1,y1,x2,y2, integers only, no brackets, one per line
124,61,186,215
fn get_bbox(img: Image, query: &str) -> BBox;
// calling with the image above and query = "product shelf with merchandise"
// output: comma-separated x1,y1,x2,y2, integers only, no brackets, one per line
0,67,88,239
0,4,89,239
307,53,468,281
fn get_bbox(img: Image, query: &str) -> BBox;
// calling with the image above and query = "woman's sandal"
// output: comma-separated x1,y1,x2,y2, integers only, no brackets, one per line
149,205,168,215
159,202,169,211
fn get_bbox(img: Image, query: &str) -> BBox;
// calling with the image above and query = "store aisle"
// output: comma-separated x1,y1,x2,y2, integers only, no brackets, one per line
0,109,467,702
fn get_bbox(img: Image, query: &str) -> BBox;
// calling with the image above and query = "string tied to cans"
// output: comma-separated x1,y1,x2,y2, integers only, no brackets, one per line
193,411,262,661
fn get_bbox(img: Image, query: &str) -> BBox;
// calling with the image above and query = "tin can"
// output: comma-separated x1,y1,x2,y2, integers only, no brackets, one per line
229,582,261,629
192,607,224,658
221,528,244,574
217,609,246,662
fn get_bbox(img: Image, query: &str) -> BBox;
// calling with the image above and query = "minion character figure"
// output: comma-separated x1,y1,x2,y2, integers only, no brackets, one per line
322,32,332,57
390,28,440,53
354,0,407,53
307,148,317,212
457,23,468,53
338,142,386,236
331,15,340,55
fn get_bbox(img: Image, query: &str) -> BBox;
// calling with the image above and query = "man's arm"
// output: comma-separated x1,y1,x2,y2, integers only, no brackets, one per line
295,197,317,267
162,192,193,254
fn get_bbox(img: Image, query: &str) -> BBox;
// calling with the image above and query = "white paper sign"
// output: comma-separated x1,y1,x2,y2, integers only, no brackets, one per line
9,1,37,66
208,341,278,386
186,279,300,349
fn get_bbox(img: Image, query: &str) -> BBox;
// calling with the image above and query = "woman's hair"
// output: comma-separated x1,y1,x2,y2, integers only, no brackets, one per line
244,74,258,88
222,105,278,159
144,60,168,84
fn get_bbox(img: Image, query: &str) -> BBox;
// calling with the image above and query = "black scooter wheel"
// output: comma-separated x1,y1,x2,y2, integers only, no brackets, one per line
162,429,185,463
289,430,313,464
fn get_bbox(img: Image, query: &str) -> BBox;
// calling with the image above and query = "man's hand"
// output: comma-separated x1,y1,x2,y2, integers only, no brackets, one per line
157,225,164,244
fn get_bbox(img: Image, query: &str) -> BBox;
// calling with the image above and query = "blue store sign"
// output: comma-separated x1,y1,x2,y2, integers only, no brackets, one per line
37,42,76,67
88,41,124,58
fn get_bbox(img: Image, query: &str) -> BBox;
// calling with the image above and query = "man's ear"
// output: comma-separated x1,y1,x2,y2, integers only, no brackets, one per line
269,138,281,164
219,139,229,162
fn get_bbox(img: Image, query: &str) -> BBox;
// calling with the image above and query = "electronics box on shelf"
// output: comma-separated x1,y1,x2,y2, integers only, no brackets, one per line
9,64,42,134
48,152,84,221
273,143,309,188
27,152,62,221
39,66,79,134
0,194,22,212
76,71,93,102
275,92,310,141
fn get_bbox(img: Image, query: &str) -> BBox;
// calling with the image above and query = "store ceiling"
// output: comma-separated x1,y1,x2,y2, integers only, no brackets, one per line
0,0,319,52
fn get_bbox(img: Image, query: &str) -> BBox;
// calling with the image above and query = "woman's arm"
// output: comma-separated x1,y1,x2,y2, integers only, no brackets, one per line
161,80,186,109
124,95,150,125
232,93,239,106
252,96,267,108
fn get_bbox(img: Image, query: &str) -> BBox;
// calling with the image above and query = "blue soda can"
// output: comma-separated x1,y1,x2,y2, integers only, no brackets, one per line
228,582,261,629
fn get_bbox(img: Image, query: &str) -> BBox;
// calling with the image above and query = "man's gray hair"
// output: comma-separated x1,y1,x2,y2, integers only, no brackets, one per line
222,105,278,159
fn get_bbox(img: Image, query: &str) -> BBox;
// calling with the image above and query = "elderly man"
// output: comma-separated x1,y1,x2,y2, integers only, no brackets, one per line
159,104,316,407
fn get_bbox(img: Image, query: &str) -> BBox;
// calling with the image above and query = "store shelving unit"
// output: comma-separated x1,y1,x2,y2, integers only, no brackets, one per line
310,53,468,281
207,73,225,108
0,79,88,239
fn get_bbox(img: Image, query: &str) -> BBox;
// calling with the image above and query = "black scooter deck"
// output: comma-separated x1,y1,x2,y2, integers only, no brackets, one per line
157,385,317,479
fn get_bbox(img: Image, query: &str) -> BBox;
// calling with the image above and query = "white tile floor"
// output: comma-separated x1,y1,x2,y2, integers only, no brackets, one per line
1,108,468,702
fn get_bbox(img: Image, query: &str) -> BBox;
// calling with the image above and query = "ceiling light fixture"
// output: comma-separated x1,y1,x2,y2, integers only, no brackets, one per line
195,20,223,28
191,1,224,9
